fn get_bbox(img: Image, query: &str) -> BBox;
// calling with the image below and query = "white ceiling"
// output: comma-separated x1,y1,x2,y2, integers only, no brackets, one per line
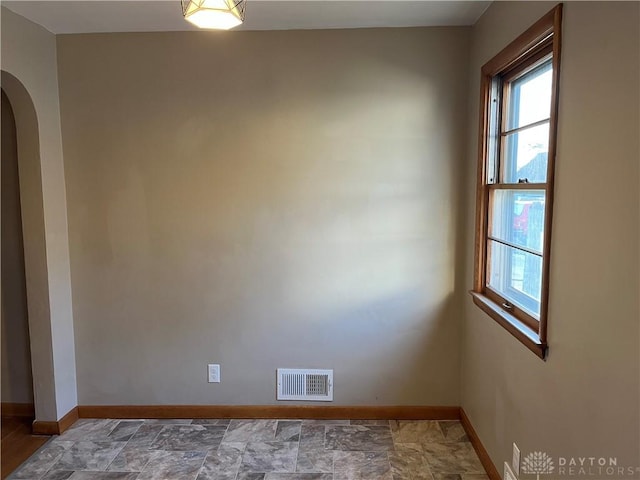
2,1,491,34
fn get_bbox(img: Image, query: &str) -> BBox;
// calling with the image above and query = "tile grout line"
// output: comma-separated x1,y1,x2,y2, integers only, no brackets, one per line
235,423,251,480
193,445,209,480
103,419,143,472
328,425,335,480
291,420,301,475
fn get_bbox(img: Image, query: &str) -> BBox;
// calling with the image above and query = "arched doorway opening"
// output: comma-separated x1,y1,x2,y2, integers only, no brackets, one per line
1,71,58,425
1,86,52,478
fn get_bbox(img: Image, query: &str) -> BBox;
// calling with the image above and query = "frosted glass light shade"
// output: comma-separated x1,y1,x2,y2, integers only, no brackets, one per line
181,0,246,30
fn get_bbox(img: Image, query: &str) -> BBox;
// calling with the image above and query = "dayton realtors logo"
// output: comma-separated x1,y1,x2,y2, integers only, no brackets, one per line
521,452,640,479
522,451,555,480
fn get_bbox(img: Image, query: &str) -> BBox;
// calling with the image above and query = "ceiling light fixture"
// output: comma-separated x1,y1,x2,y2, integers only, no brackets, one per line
181,0,246,30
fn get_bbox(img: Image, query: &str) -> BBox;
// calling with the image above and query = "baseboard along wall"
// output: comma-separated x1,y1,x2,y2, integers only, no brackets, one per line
1,402,35,418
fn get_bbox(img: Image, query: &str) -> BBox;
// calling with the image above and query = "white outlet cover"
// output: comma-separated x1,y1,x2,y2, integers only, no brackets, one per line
504,461,518,480
512,443,521,476
208,364,220,383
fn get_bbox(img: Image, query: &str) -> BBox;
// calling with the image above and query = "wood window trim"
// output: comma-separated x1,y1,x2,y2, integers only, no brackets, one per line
471,4,563,360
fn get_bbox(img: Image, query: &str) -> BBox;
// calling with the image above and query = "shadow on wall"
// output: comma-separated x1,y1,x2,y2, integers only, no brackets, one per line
319,292,460,405
57,28,469,405
1,89,34,407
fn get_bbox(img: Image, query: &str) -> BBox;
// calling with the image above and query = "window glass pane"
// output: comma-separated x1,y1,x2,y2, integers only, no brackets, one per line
488,240,542,318
503,122,549,183
490,190,545,254
505,60,553,131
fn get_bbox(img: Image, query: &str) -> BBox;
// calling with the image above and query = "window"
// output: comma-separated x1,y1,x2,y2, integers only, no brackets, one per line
471,5,562,359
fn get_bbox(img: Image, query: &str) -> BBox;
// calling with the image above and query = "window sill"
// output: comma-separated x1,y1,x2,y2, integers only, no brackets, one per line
469,291,547,360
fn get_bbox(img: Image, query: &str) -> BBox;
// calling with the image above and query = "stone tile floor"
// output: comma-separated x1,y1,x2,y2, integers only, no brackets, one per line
9,419,488,480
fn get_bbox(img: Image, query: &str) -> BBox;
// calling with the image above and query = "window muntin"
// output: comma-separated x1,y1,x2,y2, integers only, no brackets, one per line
503,122,550,184
489,189,545,254
501,57,553,185
504,60,553,131
487,239,543,317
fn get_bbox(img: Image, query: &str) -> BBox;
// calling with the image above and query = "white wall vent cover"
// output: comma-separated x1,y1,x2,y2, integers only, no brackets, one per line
277,368,333,401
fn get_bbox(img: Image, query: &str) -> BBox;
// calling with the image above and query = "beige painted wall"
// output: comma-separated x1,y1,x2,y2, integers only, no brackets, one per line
1,7,77,420
1,90,34,405
57,27,470,406
462,0,640,469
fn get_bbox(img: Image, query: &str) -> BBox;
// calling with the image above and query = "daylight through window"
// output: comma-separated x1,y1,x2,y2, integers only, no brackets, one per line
471,5,562,359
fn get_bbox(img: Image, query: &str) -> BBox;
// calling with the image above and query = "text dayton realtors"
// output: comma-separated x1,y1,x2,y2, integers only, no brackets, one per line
558,457,640,477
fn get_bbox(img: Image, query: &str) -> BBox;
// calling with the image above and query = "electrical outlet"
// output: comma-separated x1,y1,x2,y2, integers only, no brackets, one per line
504,461,518,480
208,364,220,383
512,443,521,476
